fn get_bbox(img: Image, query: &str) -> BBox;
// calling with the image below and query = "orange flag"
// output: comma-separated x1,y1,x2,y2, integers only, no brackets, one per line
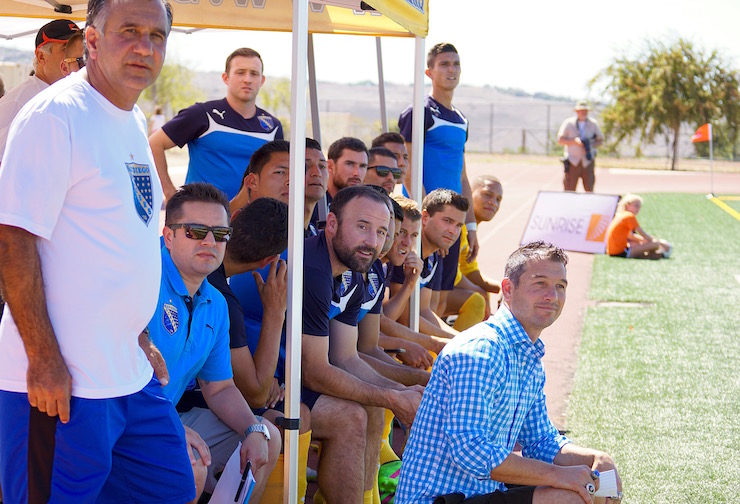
691,123,710,143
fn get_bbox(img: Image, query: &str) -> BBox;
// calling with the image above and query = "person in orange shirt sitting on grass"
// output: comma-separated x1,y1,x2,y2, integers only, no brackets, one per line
606,193,672,259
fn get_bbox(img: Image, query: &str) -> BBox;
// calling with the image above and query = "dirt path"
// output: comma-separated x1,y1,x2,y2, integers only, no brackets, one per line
464,156,740,430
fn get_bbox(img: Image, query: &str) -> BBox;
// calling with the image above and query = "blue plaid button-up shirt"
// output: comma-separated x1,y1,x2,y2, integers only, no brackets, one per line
395,306,571,503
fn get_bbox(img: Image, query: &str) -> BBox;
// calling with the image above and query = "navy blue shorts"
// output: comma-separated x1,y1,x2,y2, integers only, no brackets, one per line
441,236,462,291
0,377,195,503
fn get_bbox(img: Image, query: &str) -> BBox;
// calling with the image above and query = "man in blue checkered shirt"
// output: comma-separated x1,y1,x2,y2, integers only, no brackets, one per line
396,241,622,504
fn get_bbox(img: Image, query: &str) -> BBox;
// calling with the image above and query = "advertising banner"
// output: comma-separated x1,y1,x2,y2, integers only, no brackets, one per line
520,191,620,254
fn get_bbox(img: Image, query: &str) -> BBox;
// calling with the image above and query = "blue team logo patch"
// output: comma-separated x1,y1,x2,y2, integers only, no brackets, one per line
368,272,380,298
258,115,274,131
126,162,154,225
162,302,179,335
340,271,353,296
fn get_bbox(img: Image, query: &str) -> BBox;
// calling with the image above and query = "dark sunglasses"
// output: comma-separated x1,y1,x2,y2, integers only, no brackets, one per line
368,165,402,180
64,57,85,69
168,224,233,242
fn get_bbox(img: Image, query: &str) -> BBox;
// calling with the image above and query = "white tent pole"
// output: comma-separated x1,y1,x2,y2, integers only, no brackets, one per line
285,0,308,501
709,123,714,196
308,33,322,145
376,36,388,133
409,35,425,332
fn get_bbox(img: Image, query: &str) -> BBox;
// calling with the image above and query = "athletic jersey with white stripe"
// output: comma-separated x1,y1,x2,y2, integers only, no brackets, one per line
389,251,443,291
162,98,283,199
398,95,468,194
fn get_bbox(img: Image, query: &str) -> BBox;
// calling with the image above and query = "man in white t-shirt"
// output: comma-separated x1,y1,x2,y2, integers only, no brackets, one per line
0,1,196,502
0,18,81,164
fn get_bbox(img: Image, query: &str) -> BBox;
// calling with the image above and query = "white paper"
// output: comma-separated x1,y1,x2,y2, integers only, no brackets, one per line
593,469,619,498
209,442,256,504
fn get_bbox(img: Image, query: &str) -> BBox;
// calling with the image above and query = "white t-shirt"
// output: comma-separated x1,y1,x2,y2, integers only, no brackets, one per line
0,75,49,162
0,70,164,399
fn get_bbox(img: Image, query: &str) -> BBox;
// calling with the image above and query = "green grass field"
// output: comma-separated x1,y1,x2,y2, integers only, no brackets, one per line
566,194,740,503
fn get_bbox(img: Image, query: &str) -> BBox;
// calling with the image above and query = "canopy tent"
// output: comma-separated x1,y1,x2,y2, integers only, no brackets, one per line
0,0,427,37
0,1,428,501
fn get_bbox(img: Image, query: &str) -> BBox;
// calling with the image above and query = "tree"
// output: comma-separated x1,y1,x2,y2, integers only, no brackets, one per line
139,62,205,119
259,77,292,137
592,38,740,169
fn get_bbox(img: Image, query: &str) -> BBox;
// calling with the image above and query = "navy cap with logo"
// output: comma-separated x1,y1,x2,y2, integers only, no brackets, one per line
35,19,81,49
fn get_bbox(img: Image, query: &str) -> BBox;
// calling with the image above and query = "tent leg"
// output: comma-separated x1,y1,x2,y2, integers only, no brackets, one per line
376,37,388,133
408,36,425,332
308,33,322,145
285,0,309,502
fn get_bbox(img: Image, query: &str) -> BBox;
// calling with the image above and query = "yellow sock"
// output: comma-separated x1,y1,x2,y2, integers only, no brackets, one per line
364,489,374,504
379,410,399,464
261,430,311,504
261,454,284,503
298,430,312,503
453,292,486,331
313,488,325,504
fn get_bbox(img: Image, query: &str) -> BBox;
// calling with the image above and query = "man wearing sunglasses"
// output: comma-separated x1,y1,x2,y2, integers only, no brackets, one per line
61,31,85,75
363,146,403,195
372,132,410,186
150,183,282,502
0,19,81,164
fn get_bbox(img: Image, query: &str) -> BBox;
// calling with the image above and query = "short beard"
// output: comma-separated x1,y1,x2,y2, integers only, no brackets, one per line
332,226,378,273
332,173,347,191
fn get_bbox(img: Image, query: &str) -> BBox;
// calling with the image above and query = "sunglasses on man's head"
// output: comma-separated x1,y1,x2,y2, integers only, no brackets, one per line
368,165,403,180
64,57,85,68
168,224,233,242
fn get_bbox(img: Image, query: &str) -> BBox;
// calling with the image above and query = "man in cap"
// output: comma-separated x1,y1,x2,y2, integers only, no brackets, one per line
0,19,82,163
557,101,605,192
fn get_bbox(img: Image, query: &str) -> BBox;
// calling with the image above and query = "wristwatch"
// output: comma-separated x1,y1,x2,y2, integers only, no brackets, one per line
245,423,271,441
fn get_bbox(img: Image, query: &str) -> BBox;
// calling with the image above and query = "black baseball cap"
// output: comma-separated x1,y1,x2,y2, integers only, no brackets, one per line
35,19,81,49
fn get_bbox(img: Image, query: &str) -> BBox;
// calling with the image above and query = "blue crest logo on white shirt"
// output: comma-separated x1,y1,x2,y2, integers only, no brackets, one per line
258,115,274,131
126,162,154,225
162,302,179,335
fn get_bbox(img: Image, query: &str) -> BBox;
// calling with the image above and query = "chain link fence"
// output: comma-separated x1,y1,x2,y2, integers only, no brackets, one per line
308,96,737,161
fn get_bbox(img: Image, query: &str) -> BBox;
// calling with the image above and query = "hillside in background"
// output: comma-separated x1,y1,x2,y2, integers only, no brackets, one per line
193,70,581,155
0,54,702,160
192,70,697,158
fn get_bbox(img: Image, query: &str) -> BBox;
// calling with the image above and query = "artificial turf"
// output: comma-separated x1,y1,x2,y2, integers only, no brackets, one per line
566,193,740,503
